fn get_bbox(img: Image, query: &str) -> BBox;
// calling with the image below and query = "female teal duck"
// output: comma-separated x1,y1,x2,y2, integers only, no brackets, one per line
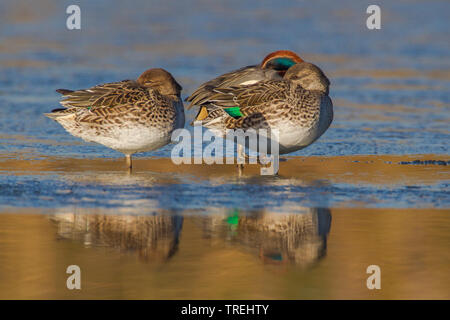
189,62,333,167
45,68,185,169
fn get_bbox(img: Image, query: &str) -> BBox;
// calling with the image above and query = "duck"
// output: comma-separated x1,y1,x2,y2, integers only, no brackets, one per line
45,68,185,169
190,62,333,172
186,50,304,109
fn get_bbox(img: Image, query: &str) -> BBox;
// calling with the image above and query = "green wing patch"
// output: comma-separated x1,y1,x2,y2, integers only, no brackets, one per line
224,107,243,118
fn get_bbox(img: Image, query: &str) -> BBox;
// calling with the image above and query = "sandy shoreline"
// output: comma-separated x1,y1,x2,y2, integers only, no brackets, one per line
0,154,448,185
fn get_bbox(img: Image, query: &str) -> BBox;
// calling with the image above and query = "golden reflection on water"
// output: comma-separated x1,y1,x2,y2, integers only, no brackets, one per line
49,208,330,268
0,208,448,299
50,213,183,263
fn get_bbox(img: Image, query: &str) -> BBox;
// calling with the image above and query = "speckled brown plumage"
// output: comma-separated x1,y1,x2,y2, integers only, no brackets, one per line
191,62,333,155
186,50,303,109
206,81,323,130
45,68,185,169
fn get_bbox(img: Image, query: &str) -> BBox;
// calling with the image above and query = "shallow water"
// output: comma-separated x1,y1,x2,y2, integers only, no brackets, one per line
0,0,449,299
0,209,449,299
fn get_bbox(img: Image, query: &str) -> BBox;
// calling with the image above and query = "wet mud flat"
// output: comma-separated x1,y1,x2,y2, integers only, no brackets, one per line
1,153,448,182
0,154,448,299
0,153,448,210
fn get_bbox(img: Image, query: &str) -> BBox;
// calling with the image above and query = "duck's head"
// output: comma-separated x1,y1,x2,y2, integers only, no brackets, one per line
284,62,330,94
137,68,182,96
261,50,303,75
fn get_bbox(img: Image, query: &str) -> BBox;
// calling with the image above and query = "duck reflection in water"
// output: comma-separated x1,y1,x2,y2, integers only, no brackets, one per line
49,208,330,267
50,213,183,263
197,208,331,267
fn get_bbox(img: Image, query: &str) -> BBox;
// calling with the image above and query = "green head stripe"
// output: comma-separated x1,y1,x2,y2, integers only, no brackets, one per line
267,253,283,261
273,57,297,69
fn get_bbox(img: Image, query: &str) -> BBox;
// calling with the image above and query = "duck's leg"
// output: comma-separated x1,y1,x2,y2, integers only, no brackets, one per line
125,154,133,170
237,144,244,176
